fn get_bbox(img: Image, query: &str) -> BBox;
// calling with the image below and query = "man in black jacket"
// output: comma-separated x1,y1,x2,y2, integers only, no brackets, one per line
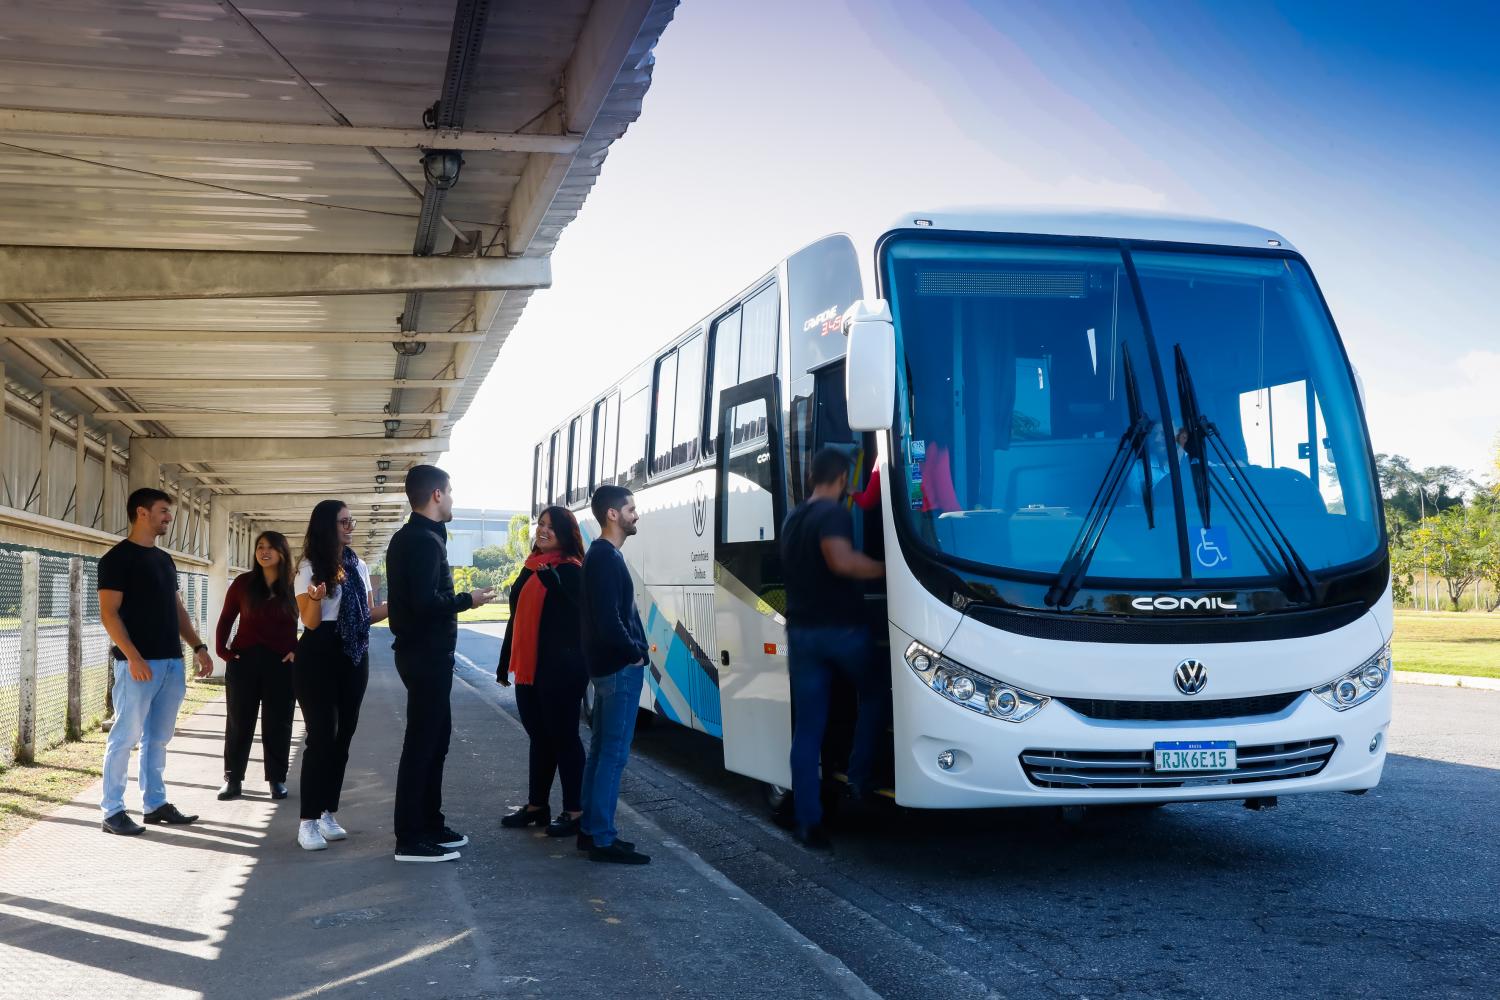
385,464,494,863
578,484,651,865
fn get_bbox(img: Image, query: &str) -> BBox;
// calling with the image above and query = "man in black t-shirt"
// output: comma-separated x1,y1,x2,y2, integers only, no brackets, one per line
780,448,885,849
98,488,214,836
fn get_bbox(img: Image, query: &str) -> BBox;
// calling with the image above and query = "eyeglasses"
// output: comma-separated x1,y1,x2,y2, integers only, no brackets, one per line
337,517,357,528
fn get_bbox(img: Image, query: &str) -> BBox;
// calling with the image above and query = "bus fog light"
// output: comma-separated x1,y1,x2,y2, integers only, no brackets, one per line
1369,732,1382,754
937,750,955,770
1311,643,1391,712
904,642,1050,723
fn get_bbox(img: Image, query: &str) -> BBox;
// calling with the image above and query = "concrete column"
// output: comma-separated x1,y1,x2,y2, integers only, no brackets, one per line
38,389,51,519
18,551,39,764
0,360,7,507
66,556,84,740
74,415,88,526
127,438,158,493
207,499,230,676
102,431,117,533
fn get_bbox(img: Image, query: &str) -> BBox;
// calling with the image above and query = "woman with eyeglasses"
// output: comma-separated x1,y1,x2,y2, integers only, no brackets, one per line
293,500,387,851
214,530,299,802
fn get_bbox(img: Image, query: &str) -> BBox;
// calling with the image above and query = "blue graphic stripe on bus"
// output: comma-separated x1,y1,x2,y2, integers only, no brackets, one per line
646,663,684,725
645,604,700,724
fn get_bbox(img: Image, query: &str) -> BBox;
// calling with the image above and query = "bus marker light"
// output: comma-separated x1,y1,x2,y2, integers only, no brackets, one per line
763,643,778,655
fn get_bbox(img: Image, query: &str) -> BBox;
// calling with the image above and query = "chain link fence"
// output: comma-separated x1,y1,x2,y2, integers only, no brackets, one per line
0,545,214,769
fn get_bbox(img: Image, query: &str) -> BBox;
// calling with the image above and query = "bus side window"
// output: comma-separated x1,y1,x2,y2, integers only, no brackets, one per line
531,443,545,517
704,308,741,459
548,430,563,506
618,387,650,489
673,332,705,468
651,349,678,476
789,394,813,505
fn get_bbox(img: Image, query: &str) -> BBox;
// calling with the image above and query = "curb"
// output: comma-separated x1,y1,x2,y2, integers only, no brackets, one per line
1394,670,1500,692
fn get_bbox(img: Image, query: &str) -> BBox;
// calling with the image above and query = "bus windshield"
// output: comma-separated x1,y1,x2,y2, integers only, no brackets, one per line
883,236,1382,586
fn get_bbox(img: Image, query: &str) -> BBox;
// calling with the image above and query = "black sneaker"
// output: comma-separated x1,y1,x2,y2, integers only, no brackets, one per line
394,841,461,863
588,841,651,865
545,813,580,838
432,826,469,849
575,832,635,852
143,803,198,825
102,810,145,836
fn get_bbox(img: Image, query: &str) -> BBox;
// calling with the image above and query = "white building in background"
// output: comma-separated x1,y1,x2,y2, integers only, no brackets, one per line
447,508,525,567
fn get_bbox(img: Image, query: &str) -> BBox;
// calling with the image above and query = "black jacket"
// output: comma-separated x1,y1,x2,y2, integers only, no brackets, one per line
497,563,586,691
582,538,649,678
385,513,472,653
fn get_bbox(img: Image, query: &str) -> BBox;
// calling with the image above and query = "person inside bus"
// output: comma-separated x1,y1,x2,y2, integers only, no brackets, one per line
780,447,886,850
496,505,588,840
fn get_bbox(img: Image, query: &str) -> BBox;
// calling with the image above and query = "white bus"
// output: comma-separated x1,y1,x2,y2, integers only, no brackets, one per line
529,210,1392,811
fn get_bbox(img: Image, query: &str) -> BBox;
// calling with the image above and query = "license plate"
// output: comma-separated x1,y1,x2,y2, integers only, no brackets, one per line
1153,740,1236,772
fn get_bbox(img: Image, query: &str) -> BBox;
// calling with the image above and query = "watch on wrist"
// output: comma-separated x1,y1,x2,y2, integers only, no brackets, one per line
193,643,208,654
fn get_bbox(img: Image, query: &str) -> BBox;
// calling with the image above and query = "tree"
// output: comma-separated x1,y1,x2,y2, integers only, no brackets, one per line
1412,508,1482,610
471,544,507,572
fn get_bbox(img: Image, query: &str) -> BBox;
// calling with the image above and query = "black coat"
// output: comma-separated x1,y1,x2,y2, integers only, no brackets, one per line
497,563,587,692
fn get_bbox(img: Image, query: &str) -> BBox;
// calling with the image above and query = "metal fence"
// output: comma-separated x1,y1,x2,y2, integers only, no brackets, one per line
0,544,211,769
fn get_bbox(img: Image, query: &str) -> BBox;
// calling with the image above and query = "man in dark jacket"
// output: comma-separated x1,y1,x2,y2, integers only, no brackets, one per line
578,484,651,865
385,464,494,863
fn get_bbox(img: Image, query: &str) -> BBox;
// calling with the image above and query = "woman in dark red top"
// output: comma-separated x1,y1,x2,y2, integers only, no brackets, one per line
215,530,299,801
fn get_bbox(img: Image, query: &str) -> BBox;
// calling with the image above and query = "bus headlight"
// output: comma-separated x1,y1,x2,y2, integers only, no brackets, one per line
1311,643,1391,712
905,642,1049,723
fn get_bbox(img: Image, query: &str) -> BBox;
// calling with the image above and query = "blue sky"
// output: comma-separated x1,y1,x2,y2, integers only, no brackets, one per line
446,0,1500,509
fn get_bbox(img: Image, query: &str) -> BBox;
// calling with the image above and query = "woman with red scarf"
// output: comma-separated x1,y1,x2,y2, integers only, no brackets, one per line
497,505,588,838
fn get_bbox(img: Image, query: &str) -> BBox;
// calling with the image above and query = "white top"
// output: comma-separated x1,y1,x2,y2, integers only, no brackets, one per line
881,208,1295,252
296,557,372,622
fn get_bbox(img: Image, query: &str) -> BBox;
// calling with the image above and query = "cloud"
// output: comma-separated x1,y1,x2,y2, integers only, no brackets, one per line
1364,349,1500,479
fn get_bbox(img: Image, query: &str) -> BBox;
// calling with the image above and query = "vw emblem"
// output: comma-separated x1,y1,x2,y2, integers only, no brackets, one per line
691,480,707,537
1174,658,1208,696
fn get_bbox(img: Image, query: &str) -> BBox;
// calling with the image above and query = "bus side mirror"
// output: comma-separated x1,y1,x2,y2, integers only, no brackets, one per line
844,299,895,431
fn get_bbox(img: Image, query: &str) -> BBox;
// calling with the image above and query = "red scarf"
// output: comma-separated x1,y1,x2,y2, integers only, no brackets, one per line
509,551,579,685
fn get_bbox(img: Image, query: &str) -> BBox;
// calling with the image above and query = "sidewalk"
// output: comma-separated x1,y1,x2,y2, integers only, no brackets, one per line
0,636,873,999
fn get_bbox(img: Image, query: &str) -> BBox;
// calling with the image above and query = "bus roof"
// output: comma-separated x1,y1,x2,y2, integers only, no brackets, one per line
885,208,1296,252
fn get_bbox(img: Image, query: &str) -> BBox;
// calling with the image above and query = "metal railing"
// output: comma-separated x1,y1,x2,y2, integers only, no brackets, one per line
1,544,209,768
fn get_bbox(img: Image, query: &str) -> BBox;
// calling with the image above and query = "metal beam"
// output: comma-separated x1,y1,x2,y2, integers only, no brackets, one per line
90,411,448,425
0,107,581,154
46,377,461,390
506,0,653,256
135,436,448,464
2,327,485,345
0,246,551,302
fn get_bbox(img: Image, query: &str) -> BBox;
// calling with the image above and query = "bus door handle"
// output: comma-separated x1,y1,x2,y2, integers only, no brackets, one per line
720,650,730,667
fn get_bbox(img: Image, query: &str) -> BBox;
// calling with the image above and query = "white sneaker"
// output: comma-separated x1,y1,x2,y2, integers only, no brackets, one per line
317,811,347,841
298,819,327,851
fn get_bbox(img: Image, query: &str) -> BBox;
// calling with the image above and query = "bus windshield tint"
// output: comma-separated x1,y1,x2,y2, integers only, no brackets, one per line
883,238,1381,584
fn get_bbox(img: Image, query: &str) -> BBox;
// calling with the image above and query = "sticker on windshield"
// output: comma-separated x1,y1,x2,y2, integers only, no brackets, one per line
911,439,927,460
1193,526,1232,570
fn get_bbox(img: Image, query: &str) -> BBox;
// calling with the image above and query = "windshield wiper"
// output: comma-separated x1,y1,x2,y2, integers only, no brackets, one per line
1045,344,1155,608
1173,345,1318,603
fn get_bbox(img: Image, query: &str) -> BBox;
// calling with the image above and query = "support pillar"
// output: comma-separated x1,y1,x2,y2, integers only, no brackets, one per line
37,389,51,519
207,499,230,677
102,432,117,533
74,415,89,526
0,360,7,507
127,439,159,493
66,557,84,740
18,551,39,763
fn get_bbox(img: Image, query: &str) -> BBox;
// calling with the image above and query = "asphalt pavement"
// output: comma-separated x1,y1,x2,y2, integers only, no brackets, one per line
454,624,1500,1000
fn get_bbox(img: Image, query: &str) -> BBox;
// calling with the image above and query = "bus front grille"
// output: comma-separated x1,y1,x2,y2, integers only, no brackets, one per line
1019,738,1337,790
1057,691,1302,722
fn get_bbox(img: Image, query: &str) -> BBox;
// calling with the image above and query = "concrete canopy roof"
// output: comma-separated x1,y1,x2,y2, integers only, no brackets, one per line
0,0,676,551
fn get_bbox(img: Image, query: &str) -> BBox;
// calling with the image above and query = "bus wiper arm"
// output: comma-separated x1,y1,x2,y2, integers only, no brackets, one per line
1045,345,1155,608
1172,346,1319,603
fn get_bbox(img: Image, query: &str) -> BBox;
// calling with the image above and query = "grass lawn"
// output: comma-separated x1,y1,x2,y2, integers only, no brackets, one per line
0,676,224,847
1391,610,1500,679
458,602,510,624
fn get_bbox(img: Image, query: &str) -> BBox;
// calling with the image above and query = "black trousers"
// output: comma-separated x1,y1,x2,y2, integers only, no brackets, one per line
222,645,296,782
293,625,369,821
393,647,454,844
515,673,587,813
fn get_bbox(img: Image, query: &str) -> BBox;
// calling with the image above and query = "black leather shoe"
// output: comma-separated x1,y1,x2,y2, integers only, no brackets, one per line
545,813,581,838
269,782,288,800
143,803,198,825
575,832,634,852
217,778,242,801
589,841,651,865
102,810,145,836
499,806,549,829
794,825,833,851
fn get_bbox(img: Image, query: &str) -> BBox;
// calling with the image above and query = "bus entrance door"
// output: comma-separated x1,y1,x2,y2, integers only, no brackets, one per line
712,375,793,786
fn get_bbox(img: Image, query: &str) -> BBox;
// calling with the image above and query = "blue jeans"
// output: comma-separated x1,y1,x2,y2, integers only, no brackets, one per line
101,658,187,816
579,664,645,848
788,626,883,829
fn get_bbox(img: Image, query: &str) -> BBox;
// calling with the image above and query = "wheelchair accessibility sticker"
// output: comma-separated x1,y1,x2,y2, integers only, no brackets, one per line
1194,526,1232,570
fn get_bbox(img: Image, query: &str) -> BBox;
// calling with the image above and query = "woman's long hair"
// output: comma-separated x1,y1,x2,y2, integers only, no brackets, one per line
302,499,348,587
247,531,295,610
535,505,586,562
